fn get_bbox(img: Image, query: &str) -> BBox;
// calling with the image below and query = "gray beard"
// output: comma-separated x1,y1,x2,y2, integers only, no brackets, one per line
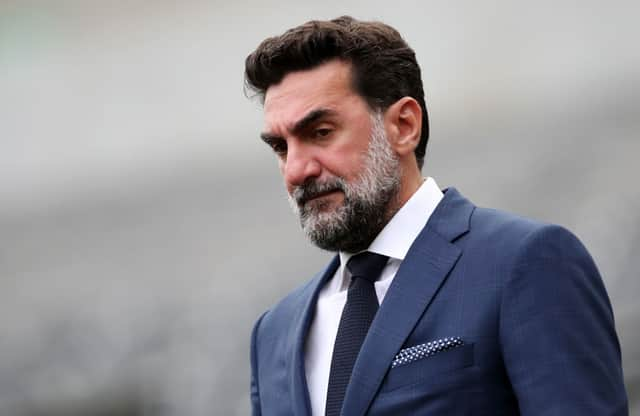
287,113,401,253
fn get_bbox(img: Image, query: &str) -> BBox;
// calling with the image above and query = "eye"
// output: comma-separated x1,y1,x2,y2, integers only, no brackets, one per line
269,140,287,156
315,128,332,138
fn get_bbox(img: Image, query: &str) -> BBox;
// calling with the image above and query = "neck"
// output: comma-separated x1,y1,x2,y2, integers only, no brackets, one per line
383,169,424,224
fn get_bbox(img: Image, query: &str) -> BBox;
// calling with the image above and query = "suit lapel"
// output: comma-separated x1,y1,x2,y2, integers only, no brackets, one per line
341,188,474,415
290,255,340,416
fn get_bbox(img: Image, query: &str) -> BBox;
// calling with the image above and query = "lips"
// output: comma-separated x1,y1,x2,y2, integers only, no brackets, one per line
300,189,340,206
291,178,346,208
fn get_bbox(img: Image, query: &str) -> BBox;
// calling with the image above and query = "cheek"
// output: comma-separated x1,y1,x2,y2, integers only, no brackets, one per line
327,149,366,181
337,129,371,171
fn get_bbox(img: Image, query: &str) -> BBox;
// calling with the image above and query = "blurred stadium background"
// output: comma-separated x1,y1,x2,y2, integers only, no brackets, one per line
1,1,638,414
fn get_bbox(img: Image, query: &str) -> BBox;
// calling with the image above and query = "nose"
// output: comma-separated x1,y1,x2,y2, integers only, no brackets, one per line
281,142,322,188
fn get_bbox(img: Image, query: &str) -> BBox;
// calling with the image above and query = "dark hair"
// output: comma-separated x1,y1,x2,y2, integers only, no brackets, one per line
244,16,429,168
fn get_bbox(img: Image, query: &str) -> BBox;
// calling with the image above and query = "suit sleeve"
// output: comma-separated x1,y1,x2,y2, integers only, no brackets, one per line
250,311,268,416
499,225,628,415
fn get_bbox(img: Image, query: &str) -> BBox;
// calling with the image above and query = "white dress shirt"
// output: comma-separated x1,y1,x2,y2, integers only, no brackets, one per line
304,177,444,415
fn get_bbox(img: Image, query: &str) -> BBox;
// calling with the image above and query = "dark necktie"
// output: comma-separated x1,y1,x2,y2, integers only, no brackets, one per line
325,252,389,416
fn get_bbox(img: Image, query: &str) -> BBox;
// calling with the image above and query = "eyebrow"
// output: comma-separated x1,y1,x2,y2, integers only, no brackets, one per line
260,108,337,142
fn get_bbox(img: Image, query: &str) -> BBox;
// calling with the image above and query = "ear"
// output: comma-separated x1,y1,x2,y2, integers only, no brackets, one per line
383,97,422,157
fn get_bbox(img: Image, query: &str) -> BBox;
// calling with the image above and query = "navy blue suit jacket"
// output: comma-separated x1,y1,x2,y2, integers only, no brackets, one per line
250,188,627,415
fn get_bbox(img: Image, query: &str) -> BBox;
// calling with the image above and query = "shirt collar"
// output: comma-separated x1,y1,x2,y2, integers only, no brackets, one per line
335,177,444,288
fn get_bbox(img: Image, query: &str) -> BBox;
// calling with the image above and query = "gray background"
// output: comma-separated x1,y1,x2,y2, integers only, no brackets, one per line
1,1,638,415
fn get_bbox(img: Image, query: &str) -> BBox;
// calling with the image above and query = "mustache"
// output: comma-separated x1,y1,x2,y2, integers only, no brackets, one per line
291,178,346,206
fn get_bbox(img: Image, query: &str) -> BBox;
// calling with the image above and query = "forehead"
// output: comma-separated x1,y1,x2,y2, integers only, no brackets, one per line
263,60,361,130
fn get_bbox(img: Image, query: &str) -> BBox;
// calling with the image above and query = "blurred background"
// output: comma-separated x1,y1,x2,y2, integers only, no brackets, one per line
1,0,638,414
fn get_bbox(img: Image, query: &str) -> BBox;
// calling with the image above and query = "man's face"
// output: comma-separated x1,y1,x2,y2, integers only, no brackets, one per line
261,60,401,252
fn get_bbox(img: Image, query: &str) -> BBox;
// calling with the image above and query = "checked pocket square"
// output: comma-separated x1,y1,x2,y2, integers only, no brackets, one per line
391,337,465,368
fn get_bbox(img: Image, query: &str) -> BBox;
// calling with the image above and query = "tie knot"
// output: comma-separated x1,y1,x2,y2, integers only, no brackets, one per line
346,252,389,283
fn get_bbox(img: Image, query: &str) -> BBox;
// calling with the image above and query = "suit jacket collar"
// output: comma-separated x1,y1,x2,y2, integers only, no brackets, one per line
425,187,474,242
290,255,340,416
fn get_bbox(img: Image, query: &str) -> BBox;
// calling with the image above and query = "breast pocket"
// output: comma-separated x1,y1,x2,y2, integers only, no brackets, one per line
380,343,475,393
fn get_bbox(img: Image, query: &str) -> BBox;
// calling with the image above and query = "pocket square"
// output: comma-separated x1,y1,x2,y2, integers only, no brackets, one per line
392,337,465,368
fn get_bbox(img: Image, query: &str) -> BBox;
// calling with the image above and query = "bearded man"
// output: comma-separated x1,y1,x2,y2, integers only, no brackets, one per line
244,16,627,416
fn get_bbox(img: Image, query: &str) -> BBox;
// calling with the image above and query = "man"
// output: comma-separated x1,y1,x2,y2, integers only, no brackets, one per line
244,16,627,415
